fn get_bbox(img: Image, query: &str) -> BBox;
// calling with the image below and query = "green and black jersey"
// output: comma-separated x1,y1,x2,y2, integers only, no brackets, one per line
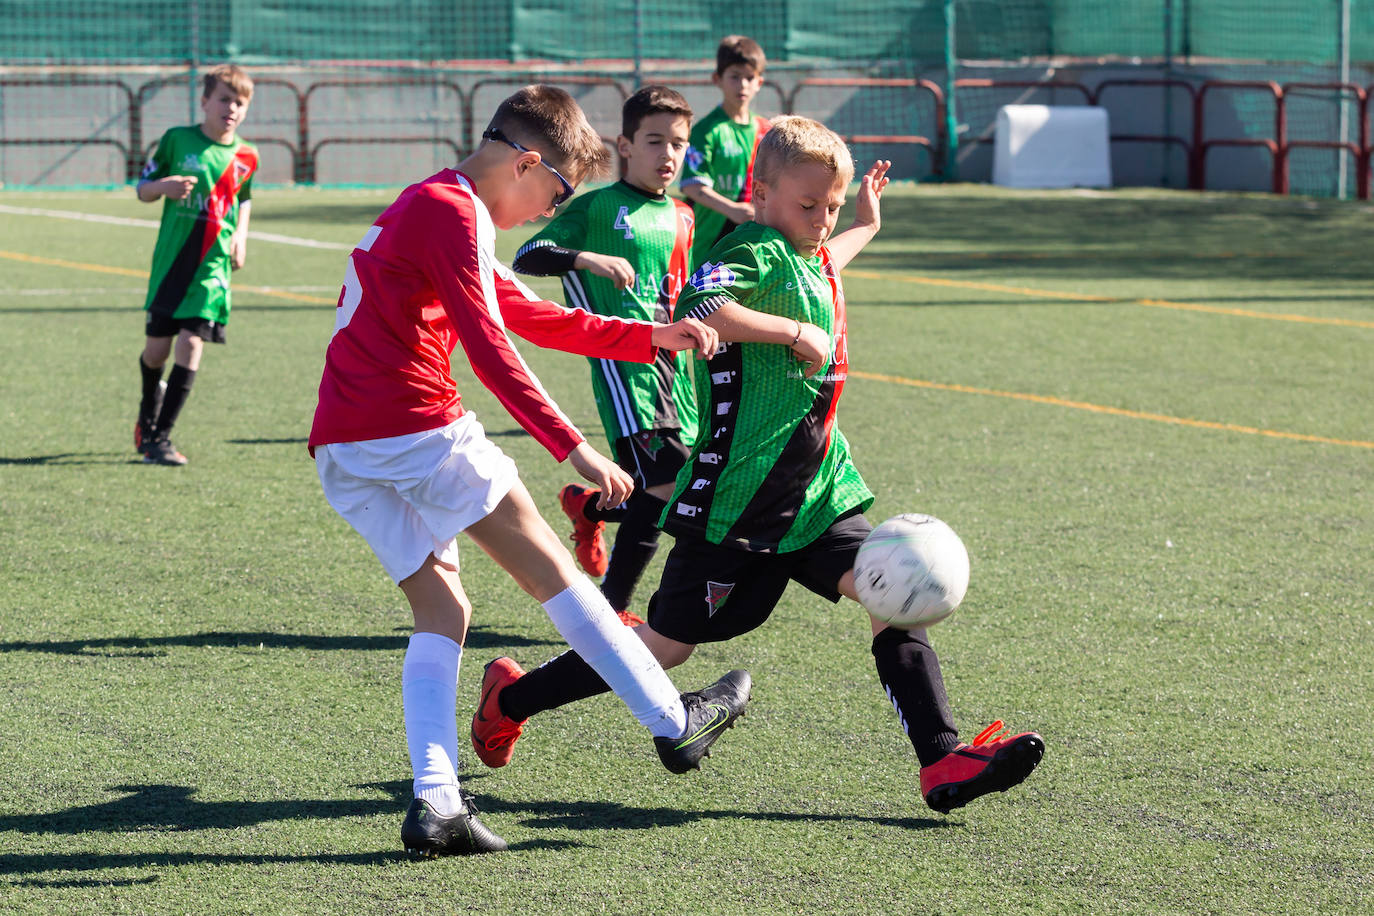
518,180,699,447
665,222,873,553
680,107,769,270
140,126,258,324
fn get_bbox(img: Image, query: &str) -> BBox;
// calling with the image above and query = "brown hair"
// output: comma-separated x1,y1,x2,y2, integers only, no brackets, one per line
621,85,692,140
202,64,253,101
716,34,766,76
486,84,612,185
754,115,854,187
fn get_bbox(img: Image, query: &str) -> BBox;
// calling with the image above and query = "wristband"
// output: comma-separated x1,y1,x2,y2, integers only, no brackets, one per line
790,320,802,347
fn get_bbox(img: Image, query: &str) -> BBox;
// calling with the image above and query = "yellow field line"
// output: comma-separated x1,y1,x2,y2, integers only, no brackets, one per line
0,249,336,305
851,370,1374,450
845,268,1374,329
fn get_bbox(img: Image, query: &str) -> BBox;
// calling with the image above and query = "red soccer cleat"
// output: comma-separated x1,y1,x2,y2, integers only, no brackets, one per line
470,657,528,768
559,484,609,577
615,609,646,627
920,720,1045,813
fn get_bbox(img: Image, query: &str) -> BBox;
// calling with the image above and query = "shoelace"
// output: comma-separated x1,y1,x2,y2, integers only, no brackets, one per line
970,720,1008,747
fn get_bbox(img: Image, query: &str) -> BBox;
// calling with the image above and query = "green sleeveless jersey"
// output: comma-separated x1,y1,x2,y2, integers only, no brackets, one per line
680,107,769,270
522,181,699,447
664,222,873,553
140,126,258,324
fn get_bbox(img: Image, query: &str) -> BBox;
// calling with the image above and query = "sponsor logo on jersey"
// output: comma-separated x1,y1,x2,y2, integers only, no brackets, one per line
689,262,737,292
685,146,704,170
180,153,201,173
705,581,734,615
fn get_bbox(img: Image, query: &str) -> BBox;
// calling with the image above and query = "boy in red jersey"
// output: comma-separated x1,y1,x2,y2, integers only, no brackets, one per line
309,86,750,858
512,85,697,624
134,64,257,466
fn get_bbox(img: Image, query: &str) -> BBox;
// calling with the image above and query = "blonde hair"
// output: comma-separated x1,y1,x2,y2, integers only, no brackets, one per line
202,64,253,101
486,84,612,185
754,116,854,187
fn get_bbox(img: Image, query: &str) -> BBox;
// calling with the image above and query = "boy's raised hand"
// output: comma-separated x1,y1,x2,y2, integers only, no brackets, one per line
651,316,720,361
853,159,891,231
578,252,636,290
567,442,635,509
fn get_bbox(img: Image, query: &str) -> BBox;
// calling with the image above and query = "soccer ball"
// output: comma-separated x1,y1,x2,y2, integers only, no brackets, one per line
853,514,970,628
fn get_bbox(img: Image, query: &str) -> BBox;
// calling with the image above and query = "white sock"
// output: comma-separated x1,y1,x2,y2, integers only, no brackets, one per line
542,578,686,738
402,631,465,817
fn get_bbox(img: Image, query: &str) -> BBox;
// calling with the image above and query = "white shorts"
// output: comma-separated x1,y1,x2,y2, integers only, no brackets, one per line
315,413,520,584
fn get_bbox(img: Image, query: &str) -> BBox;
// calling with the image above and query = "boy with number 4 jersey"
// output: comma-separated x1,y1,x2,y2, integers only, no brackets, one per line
310,86,750,858
133,64,258,466
513,85,697,624
475,117,1045,815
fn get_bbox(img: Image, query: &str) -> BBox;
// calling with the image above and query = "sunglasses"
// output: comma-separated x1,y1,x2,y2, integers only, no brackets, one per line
482,127,575,208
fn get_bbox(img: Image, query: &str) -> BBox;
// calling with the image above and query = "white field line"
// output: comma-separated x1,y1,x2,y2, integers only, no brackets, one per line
0,203,355,251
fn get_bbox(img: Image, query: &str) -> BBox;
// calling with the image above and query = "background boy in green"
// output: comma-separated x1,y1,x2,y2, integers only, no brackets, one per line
133,64,258,466
476,117,1045,815
679,34,770,269
512,86,699,621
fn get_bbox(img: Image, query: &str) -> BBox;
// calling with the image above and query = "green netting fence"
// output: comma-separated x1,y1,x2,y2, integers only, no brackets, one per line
3,1,1373,196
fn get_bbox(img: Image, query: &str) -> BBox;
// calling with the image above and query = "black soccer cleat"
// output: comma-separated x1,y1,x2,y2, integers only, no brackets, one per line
400,795,508,857
655,669,751,774
142,432,188,466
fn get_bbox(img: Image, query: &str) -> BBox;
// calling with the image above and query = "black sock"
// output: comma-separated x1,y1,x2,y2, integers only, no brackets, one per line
584,500,630,524
499,650,611,721
155,364,197,434
871,626,961,767
138,356,164,424
600,492,665,611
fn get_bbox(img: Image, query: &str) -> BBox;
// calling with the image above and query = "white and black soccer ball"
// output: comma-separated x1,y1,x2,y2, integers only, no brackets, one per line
853,514,970,628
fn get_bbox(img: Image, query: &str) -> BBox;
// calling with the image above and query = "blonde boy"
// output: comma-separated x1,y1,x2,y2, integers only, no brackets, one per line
134,64,257,465
309,85,750,857
475,117,1045,816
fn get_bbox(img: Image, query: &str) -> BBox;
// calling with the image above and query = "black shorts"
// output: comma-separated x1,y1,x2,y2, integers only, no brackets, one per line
612,429,691,490
646,510,872,644
145,313,227,344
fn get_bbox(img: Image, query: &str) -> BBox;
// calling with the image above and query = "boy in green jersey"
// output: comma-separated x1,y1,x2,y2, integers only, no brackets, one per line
679,35,771,270
512,86,698,625
133,64,258,466
475,117,1045,814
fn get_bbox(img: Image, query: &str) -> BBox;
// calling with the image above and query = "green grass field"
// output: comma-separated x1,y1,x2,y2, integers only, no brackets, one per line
1,183,1371,915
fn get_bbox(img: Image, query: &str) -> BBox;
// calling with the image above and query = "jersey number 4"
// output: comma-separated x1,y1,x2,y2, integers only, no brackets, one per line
614,205,634,240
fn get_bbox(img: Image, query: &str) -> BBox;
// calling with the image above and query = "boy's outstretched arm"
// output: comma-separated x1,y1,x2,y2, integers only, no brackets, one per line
696,301,830,378
649,316,718,361
566,441,635,509
825,159,891,271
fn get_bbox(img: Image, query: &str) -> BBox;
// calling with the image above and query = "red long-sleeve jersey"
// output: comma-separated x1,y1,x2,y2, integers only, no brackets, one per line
309,170,657,460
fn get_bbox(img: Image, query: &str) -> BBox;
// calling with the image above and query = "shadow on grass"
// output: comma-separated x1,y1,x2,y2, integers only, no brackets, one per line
0,779,933,878
0,453,132,466
0,625,557,657
481,795,950,835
